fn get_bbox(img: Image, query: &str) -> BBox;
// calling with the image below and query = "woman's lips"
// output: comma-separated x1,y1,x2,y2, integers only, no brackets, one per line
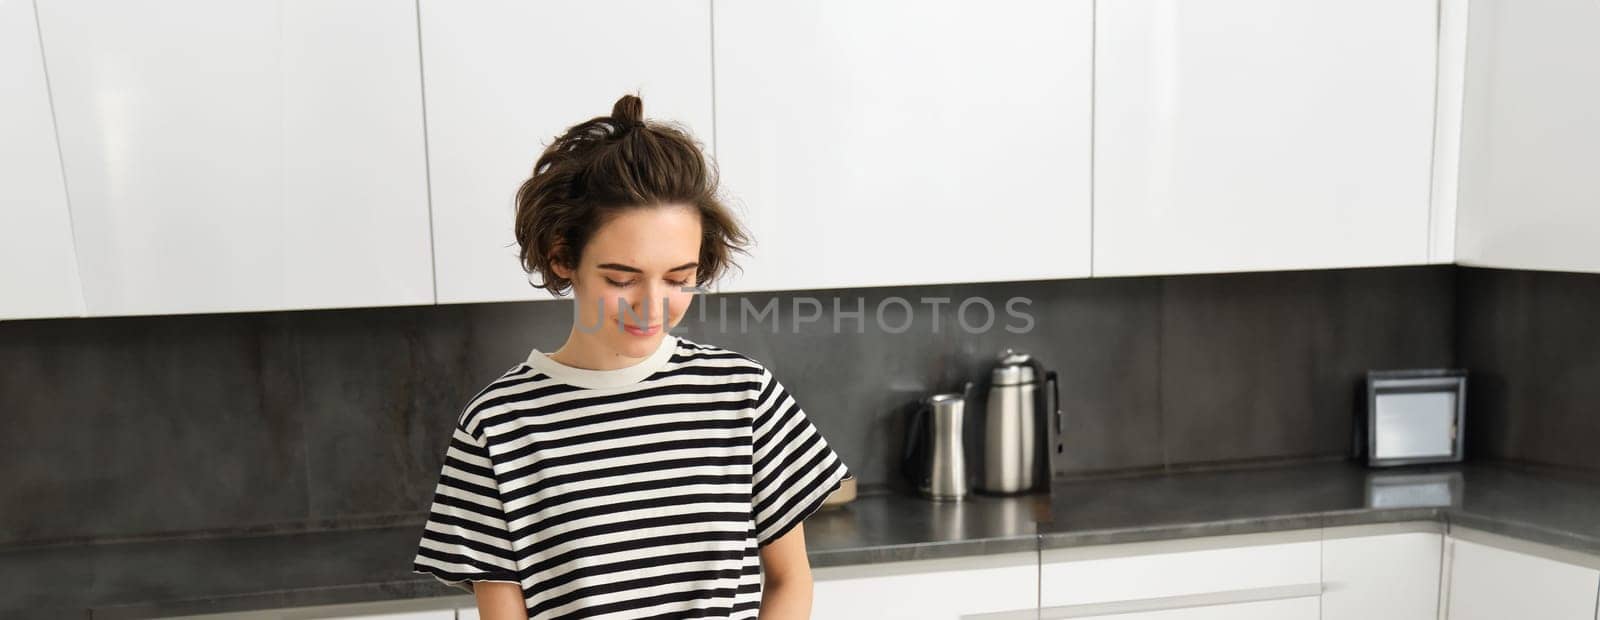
624,324,660,337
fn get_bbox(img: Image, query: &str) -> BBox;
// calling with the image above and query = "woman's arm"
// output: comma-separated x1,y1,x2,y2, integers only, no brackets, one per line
758,523,815,619
472,581,528,620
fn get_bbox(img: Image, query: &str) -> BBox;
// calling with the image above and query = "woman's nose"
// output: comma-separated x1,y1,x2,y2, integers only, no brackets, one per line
650,282,678,321
629,282,669,323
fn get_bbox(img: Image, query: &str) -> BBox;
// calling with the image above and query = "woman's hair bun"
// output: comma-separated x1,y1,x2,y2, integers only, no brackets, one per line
612,94,648,131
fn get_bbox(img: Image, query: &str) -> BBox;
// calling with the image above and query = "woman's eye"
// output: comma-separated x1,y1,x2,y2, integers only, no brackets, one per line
667,279,690,288
605,278,635,288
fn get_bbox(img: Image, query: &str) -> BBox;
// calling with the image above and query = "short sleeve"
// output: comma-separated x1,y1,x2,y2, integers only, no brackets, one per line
412,421,522,593
750,366,853,547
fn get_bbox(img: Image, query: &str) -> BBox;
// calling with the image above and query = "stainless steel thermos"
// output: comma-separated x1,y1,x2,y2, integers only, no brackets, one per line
978,349,1060,494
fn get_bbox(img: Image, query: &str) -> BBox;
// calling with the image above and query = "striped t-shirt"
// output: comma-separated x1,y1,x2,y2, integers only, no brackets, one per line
412,334,852,619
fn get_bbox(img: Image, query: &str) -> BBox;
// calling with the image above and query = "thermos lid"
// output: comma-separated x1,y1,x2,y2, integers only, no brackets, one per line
991,349,1037,385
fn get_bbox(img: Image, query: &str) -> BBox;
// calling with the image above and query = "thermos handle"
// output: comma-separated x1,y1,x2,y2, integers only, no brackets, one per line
1046,370,1061,452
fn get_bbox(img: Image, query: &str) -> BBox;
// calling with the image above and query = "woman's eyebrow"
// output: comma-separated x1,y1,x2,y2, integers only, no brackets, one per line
597,262,699,273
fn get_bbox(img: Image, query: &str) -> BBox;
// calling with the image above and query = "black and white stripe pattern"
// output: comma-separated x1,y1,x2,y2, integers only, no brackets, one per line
413,336,851,619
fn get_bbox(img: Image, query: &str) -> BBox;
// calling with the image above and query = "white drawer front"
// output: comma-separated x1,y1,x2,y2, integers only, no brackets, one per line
1041,534,1320,607
1062,596,1320,620
814,552,1039,620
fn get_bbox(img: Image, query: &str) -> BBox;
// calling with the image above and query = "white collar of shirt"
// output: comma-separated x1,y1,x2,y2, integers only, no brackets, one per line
524,334,679,389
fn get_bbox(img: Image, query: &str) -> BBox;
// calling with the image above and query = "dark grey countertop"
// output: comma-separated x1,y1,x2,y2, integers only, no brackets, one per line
0,487,1047,619
1039,461,1600,552
7,460,1599,619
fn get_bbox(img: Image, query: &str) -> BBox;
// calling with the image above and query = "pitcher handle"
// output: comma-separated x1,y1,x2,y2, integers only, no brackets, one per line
900,399,930,486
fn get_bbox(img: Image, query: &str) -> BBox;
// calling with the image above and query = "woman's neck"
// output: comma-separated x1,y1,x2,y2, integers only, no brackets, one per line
545,328,652,371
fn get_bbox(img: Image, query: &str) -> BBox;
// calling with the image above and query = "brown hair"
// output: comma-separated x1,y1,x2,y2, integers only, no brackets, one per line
514,93,750,296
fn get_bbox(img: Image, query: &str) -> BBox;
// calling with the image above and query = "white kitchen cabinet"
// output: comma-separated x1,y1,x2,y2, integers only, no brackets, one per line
1445,532,1600,620
1092,0,1440,277
1455,0,1600,274
0,0,83,321
421,0,714,305
163,599,462,619
1058,597,1319,620
712,0,1093,294
1428,0,1470,266
1040,530,1321,609
317,612,452,620
810,551,1037,620
35,0,433,317
1321,523,1443,620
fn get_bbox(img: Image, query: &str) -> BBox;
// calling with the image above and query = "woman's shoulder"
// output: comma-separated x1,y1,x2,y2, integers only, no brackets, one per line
668,335,774,381
455,361,547,438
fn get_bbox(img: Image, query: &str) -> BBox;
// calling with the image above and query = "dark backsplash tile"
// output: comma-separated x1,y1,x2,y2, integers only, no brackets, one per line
1160,267,1456,465
1027,276,1165,474
0,312,309,545
0,265,1460,546
1458,267,1600,472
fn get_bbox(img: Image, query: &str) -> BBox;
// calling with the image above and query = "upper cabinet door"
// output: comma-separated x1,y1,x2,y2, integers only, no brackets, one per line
1456,0,1600,275
422,0,714,305
36,0,433,317
1093,0,1439,277
713,0,1093,293
1,0,83,321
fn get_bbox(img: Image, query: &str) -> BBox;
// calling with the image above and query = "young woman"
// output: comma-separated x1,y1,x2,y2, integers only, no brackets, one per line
413,94,852,620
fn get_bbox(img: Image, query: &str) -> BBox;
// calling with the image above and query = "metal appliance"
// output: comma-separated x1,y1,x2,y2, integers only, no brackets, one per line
900,388,973,501
978,349,1059,494
1357,368,1468,467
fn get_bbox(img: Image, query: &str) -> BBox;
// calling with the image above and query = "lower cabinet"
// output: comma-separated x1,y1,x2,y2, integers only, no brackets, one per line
166,601,461,620
327,613,453,620
1444,531,1600,620
810,551,1038,620
1067,597,1320,620
1039,529,1323,618
1031,523,1600,620
168,523,1600,619
1321,523,1444,620
1036,523,1452,620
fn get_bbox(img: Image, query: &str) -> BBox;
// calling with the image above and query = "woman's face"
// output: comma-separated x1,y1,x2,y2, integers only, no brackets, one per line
556,204,702,360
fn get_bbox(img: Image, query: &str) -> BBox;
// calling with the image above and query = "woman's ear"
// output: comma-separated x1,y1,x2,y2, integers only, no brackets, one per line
548,247,575,281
